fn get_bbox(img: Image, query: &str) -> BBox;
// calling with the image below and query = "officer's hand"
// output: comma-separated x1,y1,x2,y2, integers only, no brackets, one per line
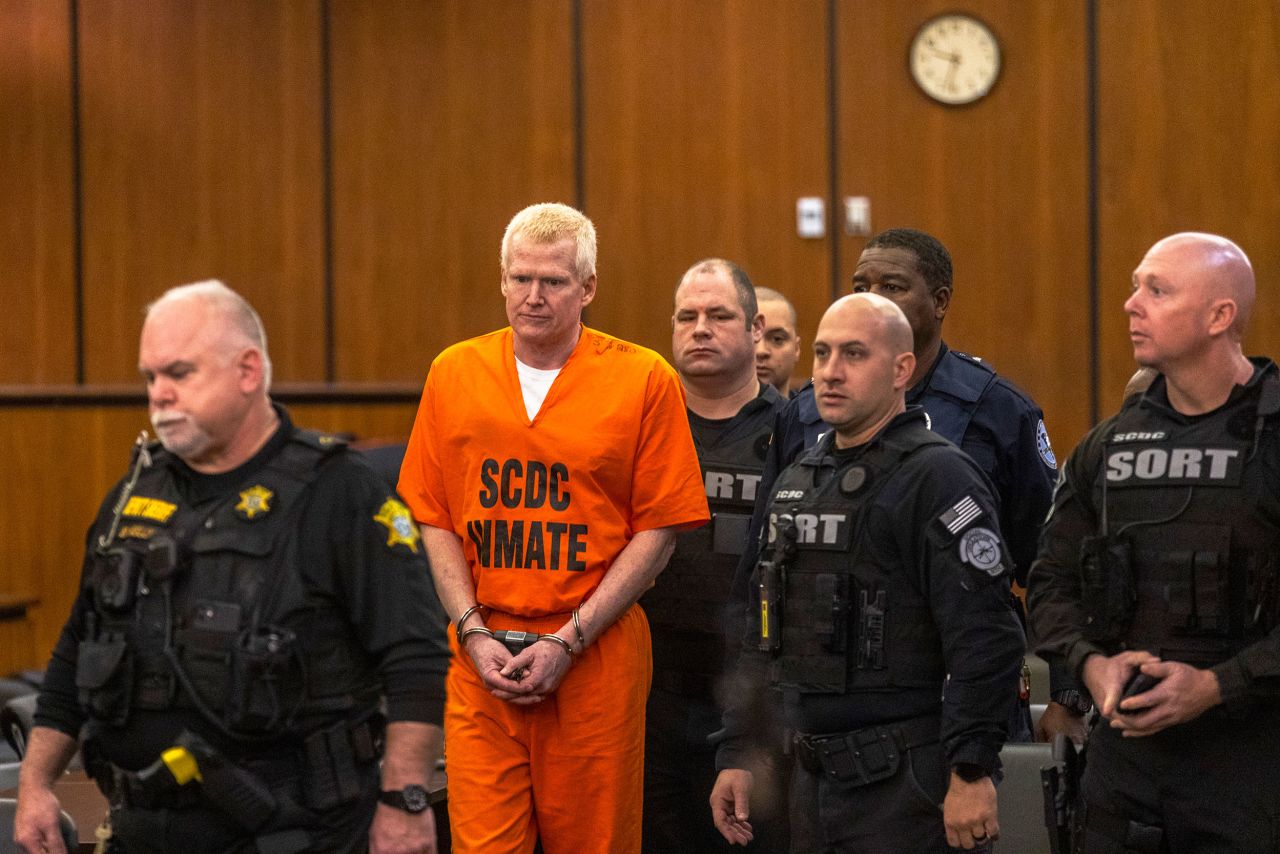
500,639,573,705
462,633,539,702
13,785,68,854
943,771,999,849
710,769,755,846
369,802,437,854
1081,650,1159,719
1108,659,1222,737
1034,701,1089,745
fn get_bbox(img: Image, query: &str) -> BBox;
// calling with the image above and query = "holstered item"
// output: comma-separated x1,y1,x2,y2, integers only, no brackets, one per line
792,714,939,786
301,717,380,810
757,557,783,652
1041,734,1082,854
76,638,133,726
1079,534,1136,642
856,589,886,669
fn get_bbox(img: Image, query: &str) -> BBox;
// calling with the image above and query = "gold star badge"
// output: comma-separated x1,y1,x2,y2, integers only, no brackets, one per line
235,485,274,520
373,498,421,553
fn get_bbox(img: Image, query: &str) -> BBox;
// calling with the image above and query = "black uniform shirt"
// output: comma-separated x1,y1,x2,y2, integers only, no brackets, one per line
1028,359,1280,707
738,344,1054,592
35,406,450,766
719,408,1025,775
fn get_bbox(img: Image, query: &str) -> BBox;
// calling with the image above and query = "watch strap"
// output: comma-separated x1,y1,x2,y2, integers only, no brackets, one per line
379,784,429,813
1050,689,1093,715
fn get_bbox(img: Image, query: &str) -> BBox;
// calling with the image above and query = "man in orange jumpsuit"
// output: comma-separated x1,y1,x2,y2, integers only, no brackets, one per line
397,203,709,854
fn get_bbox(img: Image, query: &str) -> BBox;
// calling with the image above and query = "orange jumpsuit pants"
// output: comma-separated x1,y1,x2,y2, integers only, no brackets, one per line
444,604,652,854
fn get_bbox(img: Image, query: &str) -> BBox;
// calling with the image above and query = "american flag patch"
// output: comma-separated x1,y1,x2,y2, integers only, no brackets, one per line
939,495,982,534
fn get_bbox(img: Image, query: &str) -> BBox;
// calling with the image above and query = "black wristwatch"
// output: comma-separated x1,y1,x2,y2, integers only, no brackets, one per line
379,784,430,814
952,763,990,782
1051,689,1093,715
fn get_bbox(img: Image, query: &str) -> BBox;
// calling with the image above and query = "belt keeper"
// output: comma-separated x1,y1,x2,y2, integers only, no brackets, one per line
455,605,482,645
572,606,587,653
538,633,574,659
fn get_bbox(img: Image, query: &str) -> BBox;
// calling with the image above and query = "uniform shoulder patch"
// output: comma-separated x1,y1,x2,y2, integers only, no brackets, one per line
938,495,984,535
1037,419,1057,469
958,526,1003,575
292,429,349,453
374,497,421,554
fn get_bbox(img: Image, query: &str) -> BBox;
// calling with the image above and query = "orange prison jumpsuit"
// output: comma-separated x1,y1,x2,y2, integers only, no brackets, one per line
399,326,708,854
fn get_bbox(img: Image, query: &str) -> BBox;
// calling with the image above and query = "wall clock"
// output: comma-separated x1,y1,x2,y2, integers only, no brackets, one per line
909,14,1001,105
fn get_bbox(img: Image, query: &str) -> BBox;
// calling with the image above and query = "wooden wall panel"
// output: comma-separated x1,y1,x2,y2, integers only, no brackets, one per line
581,0,832,360
837,0,1091,452
329,1,576,382
0,407,149,670
77,0,325,384
1097,0,1280,410
0,0,77,383
3,400,418,671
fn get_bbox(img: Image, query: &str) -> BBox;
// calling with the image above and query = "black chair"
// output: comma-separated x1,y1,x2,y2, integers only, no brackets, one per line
0,681,35,764
0,695,35,760
0,797,78,853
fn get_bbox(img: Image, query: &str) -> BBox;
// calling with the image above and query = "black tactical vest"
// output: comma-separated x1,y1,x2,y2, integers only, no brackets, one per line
1084,374,1280,667
763,420,949,694
77,429,365,736
643,407,773,635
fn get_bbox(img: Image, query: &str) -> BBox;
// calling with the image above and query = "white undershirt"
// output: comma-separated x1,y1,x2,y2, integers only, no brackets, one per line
515,357,561,420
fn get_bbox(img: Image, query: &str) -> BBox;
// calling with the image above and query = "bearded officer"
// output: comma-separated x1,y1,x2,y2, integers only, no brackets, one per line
712,293,1024,852
640,260,786,853
1028,233,1280,852
15,281,449,854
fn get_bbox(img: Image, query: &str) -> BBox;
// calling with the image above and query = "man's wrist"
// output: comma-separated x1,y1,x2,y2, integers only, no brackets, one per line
1050,689,1093,715
951,763,990,783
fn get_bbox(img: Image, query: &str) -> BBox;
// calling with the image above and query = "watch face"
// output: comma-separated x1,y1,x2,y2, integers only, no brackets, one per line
909,14,1001,105
383,784,430,813
402,784,429,813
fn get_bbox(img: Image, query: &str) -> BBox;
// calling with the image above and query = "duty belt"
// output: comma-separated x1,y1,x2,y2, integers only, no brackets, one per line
103,763,204,810
793,714,940,787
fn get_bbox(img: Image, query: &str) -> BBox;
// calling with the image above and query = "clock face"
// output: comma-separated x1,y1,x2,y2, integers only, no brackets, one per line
909,14,1001,105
